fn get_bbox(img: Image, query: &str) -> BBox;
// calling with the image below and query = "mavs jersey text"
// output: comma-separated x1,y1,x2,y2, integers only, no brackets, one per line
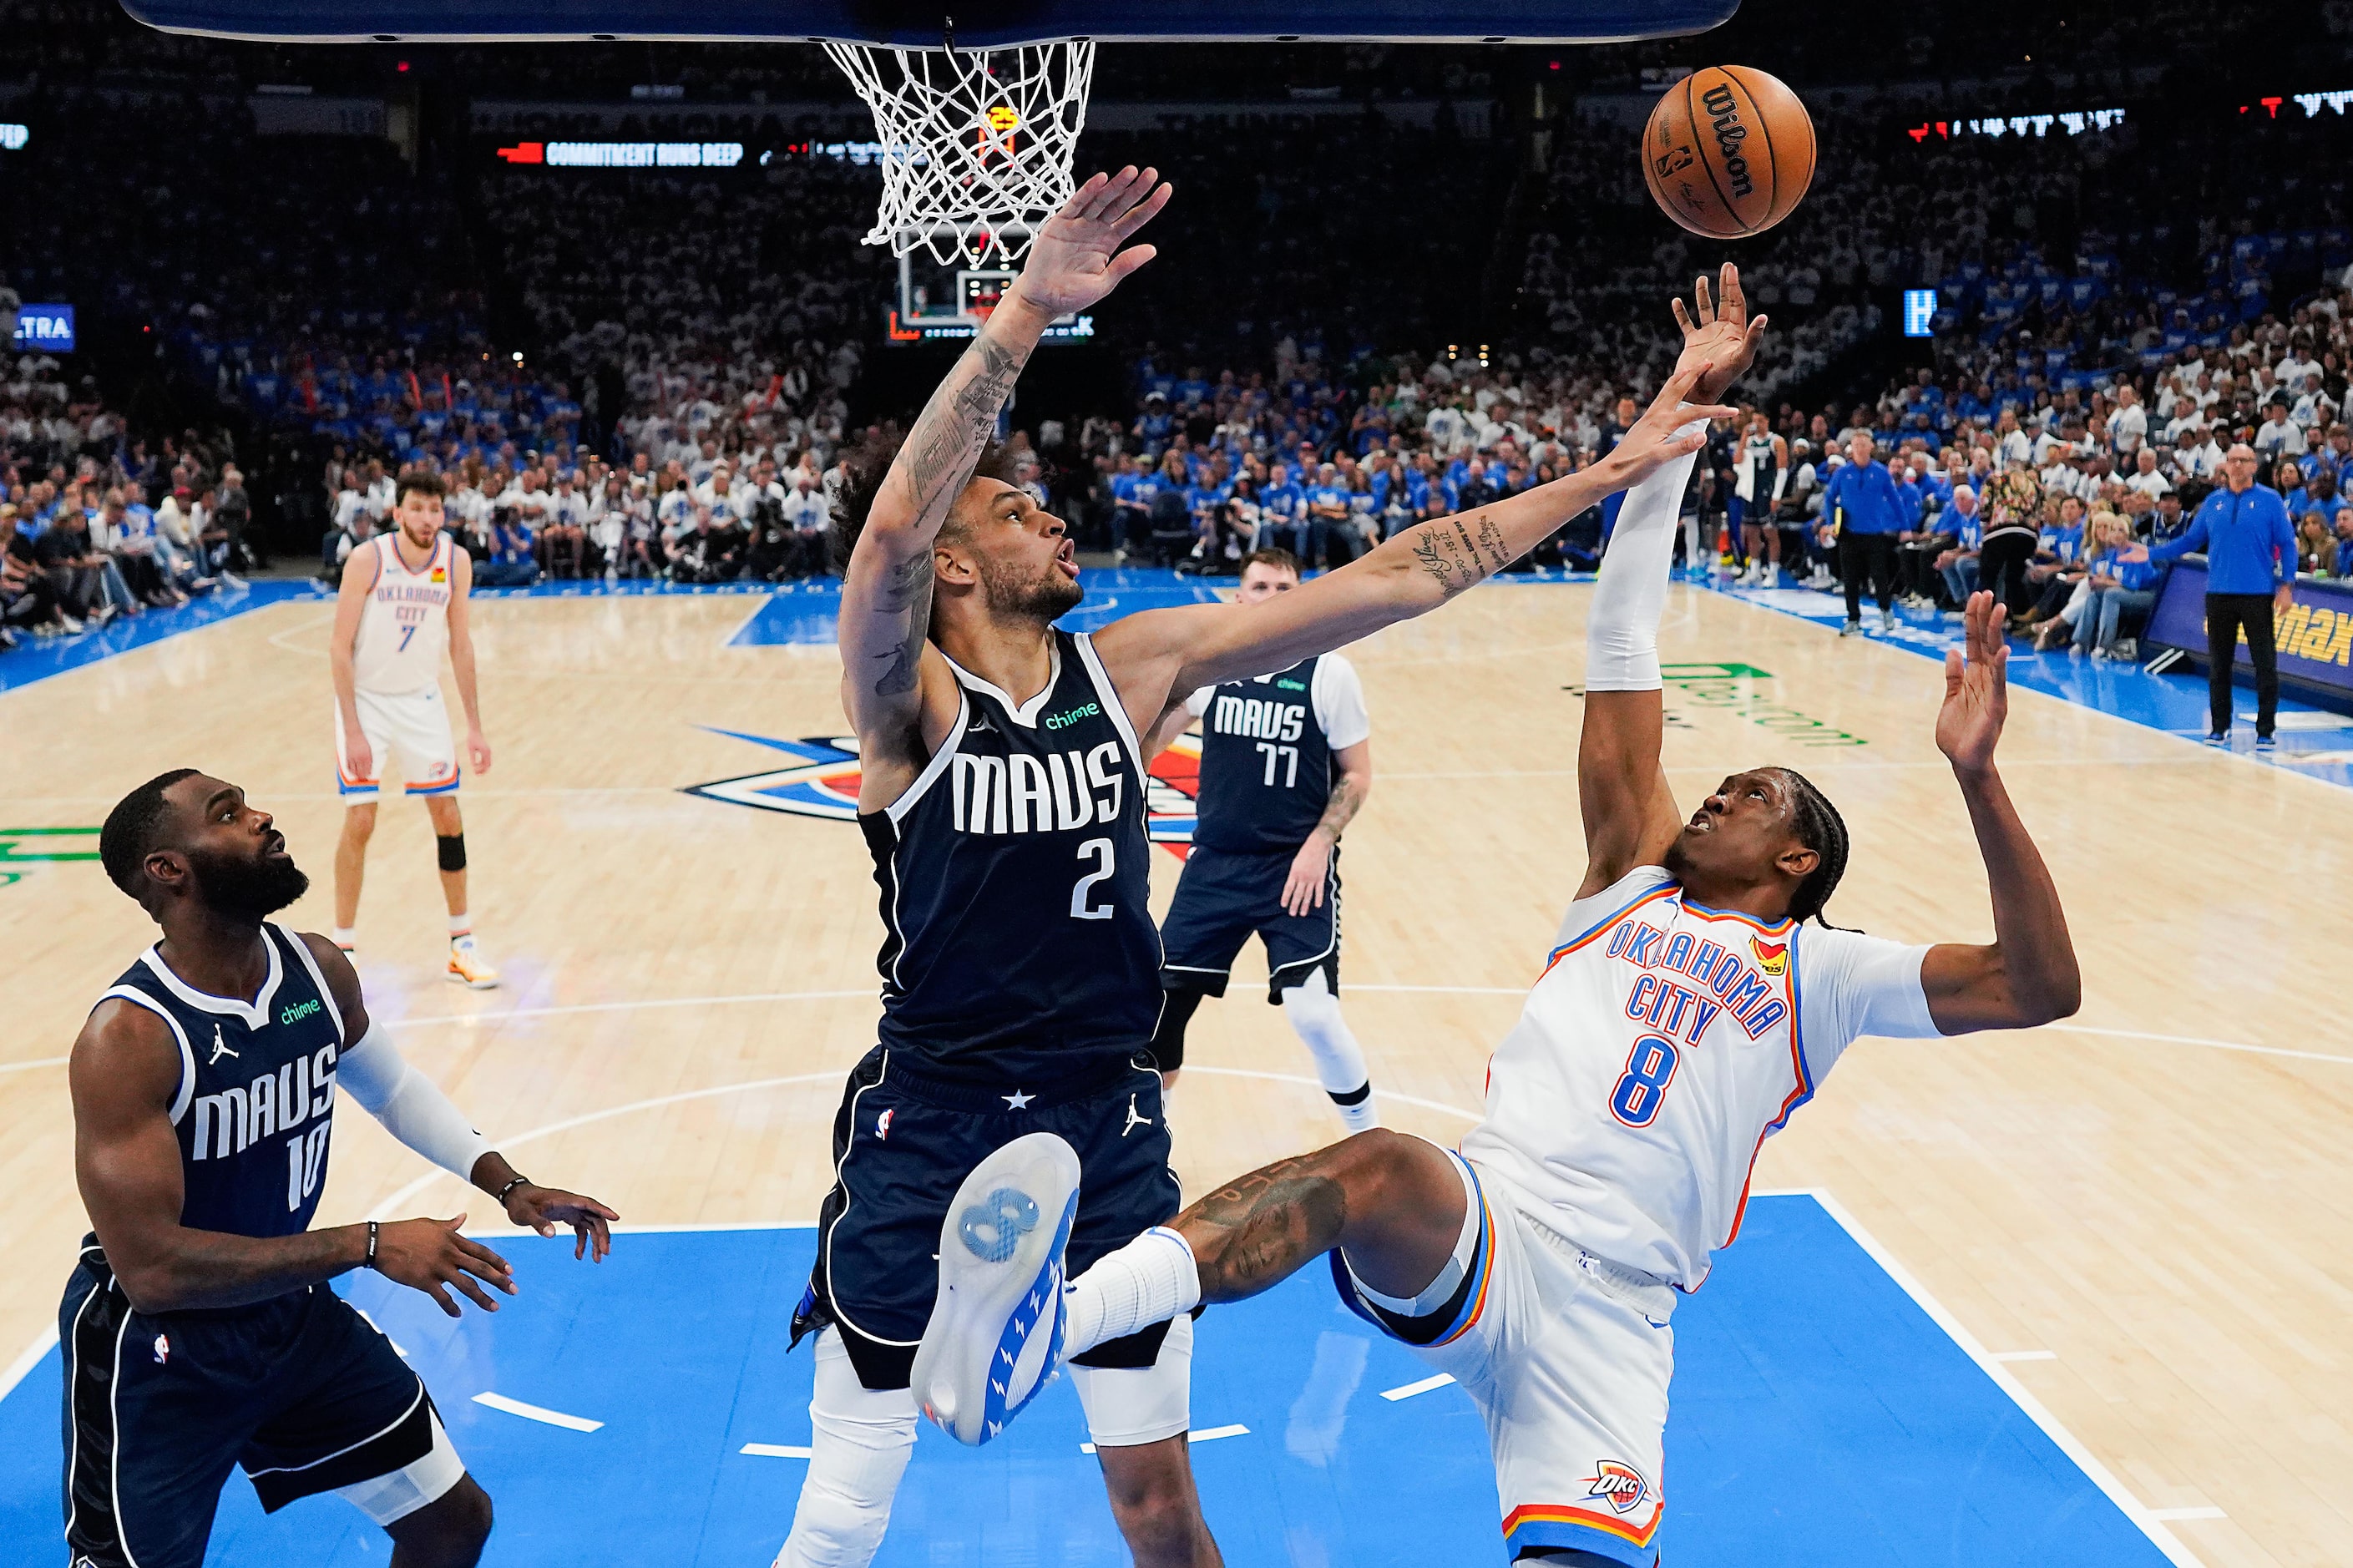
99,923,347,1232
1186,653,1367,853
861,628,1161,1085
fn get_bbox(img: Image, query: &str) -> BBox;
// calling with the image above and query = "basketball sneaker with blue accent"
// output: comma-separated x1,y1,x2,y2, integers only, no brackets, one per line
910,1130,1081,1446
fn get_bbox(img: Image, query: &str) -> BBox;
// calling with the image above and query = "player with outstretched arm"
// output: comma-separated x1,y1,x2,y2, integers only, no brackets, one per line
780,169,1732,1568
908,269,2082,1568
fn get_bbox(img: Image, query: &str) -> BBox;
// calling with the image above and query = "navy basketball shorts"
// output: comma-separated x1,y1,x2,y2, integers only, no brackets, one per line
1159,844,1340,1004
795,1047,1182,1390
61,1242,458,1568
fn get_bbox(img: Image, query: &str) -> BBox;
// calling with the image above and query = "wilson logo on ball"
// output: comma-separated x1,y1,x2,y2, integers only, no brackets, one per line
1700,83,1755,200
1640,65,1815,240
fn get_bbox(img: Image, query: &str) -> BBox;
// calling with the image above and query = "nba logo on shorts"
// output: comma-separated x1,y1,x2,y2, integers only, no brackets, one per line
1585,1459,1648,1515
1749,937,1789,977
876,1108,894,1141
151,1333,170,1366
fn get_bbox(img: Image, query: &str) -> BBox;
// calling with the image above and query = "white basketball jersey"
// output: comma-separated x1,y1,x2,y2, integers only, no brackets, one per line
352,534,454,695
1460,865,1938,1291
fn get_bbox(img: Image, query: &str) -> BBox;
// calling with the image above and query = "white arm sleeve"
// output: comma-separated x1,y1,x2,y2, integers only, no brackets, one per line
1182,685,1213,719
336,1019,493,1182
1583,424,1704,692
1311,654,1371,751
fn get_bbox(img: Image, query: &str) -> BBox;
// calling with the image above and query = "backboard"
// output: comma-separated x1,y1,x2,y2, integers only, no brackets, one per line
119,0,1738,44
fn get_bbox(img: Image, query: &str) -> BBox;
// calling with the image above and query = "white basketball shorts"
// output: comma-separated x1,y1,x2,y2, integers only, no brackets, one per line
1335,1151,1675,1567
336,687,460,802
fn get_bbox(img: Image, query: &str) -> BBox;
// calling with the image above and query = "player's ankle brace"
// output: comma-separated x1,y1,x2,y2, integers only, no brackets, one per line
435,832,466,873
1062,1227,1201,1359
1279,970,1371,1100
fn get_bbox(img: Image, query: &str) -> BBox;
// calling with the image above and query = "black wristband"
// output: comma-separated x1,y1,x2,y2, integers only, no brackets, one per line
365,1219,382,1271
494,1175,531,1204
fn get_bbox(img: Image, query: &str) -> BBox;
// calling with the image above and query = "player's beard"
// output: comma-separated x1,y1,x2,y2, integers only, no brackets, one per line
978,551,1083,625
188,843,311,923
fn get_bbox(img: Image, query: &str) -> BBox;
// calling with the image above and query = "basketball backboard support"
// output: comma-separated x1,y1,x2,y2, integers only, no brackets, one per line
887,260,1096,346
118,0,1738,44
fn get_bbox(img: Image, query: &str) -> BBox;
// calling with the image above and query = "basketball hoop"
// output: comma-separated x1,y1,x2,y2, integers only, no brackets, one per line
822,35,1096,269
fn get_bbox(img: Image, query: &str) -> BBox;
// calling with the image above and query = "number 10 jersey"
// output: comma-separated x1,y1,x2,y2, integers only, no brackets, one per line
861,630,1162,1087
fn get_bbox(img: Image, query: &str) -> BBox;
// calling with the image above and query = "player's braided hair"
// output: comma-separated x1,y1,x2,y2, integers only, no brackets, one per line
828,435,1020,576
1776,767,1853,929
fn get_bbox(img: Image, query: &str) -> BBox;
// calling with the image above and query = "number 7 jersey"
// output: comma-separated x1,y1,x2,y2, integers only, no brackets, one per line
1459,865,1941,1290
861,630,1163,1086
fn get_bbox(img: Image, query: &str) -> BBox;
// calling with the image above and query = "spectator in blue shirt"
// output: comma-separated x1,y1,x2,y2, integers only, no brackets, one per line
2072,512,2160,659
1819,434,1908,635
2128,443,2297,745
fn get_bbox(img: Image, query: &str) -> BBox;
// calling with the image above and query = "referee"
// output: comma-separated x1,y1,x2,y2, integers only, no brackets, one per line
2133,443,2297,748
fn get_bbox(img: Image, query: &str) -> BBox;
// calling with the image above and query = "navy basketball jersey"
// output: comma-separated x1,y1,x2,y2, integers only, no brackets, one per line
863,630,1161,1084
96,923,347,1238
1192,655,1336,853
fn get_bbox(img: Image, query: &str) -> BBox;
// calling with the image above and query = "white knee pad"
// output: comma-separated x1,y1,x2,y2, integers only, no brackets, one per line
774,1329,918,1568
1280,969,1369,1097
1069,1310,1193,1449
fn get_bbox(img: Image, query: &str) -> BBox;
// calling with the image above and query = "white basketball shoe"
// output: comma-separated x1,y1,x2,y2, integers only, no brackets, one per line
910,1131,1081,1446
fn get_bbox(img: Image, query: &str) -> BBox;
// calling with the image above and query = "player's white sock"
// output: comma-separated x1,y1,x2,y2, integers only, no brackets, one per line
448,913,472,938
1282,971,1379,1134
331,926,357,950
775,1330,915,1568
1061,1227,1201,1359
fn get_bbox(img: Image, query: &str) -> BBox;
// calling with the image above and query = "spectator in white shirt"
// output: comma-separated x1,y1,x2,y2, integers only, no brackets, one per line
2123,448,2173,502
2108,383,2148,453
2254,399,2309,459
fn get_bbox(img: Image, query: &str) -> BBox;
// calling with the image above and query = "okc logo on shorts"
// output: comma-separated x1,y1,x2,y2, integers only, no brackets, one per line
1583,1459,1649,1515
1749,936,1789,977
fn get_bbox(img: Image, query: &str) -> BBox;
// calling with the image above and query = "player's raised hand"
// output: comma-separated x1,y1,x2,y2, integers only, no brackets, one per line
1936,591,2010,777
1598,362,1738,492
503,1182,620,1262
1668,265,1769,403
1010,166,1173,317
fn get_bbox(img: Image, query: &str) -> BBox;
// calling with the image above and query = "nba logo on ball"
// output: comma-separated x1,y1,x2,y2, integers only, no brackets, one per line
1642,66,1816,240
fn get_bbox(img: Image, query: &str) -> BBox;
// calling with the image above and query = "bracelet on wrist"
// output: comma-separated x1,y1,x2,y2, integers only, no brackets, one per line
493,1175,532,1205
365,1219,382,1272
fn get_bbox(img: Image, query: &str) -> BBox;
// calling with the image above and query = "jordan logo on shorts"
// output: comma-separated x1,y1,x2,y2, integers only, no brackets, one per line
1121,1095,1152,1137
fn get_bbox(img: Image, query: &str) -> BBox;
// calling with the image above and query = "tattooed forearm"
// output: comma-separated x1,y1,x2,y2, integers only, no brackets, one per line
898,334,1029,525
1472,514,1514,572
1308,768,1367,843
1176,1156,1350,1302
1404,518,1487,599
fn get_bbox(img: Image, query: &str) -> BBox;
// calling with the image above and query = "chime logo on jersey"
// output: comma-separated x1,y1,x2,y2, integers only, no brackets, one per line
1583,1459,1649,1515
682,727,1210,856
1750,937,1789,977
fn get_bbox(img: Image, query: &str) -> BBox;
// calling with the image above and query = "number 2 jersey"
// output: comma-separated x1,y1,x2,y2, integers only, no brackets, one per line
94,922,347,1238
861,630,1161,1085
1458,864,1941,1290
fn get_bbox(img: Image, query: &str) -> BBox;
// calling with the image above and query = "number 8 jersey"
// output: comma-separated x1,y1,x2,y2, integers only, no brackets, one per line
862,630,1162,1086
1459,864,1941,1290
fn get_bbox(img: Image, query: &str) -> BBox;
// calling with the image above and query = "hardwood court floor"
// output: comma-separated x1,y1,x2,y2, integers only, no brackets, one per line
3,584,2348,1567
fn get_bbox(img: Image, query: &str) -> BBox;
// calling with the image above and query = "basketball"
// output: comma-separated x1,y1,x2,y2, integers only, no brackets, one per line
1641,65,1815,239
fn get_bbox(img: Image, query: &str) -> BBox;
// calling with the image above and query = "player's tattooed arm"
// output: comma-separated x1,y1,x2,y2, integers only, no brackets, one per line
1401,513,1516,599
893,334,1030,536
869,549,937,699
1311,766,1368,843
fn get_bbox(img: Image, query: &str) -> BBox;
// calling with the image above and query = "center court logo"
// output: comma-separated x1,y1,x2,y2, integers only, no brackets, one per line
1583,1459,1650,1515
681,728,1208,857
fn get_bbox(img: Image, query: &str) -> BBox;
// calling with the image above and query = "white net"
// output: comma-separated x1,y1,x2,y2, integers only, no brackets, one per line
822,39,1096,270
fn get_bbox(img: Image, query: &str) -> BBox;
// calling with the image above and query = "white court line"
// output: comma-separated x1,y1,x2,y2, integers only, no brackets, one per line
1379,1373,1457,1401
355,1308,409,1358
0,1326,59,1403
2148,1508,2229,1522
1798,1188,2206,1568
1081,1423,1247,1455
740,1442,813,1459
1991,1349,2058,1363
472,1390,604,1431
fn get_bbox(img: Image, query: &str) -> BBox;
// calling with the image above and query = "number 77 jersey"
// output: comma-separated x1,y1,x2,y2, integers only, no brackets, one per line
860,630,1166,1088
1458,864,1942,1291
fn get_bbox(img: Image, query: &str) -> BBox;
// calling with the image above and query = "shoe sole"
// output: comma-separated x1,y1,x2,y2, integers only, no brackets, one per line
445,970,500,989
910,1130,1081,1447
